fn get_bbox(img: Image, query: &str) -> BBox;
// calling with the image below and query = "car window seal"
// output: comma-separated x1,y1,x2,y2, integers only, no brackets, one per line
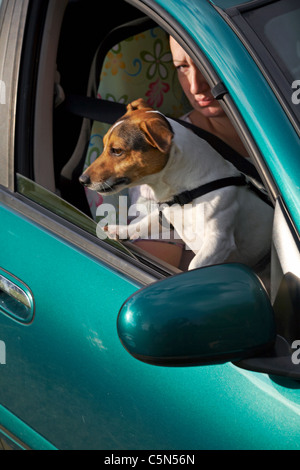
15,0,50,181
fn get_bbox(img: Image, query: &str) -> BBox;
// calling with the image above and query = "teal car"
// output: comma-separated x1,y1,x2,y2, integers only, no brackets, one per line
0,0,300,450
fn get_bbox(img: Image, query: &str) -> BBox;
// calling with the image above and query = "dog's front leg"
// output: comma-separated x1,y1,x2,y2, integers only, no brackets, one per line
188,209,238,270
188,232,236,270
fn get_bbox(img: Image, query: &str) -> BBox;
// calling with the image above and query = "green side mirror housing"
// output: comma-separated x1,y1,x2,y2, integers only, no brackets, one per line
117,264,276,367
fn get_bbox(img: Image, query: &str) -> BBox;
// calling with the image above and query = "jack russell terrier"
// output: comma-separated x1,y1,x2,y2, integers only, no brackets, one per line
79,98,273,273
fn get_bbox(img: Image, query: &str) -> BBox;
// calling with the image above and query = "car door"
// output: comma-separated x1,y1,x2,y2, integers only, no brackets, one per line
1,0,300,451
0,0,160,450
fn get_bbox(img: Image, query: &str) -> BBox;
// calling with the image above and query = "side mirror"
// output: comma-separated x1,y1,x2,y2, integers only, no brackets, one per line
117,264,276,366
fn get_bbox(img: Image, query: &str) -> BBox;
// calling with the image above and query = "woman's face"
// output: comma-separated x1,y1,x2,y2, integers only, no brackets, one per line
169,37,225,119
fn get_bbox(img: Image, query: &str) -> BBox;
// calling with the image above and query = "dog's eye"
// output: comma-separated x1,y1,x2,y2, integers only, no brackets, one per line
110,147,124,157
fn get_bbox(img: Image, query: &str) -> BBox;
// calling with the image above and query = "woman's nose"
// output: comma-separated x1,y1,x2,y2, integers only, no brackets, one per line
189,67,208,95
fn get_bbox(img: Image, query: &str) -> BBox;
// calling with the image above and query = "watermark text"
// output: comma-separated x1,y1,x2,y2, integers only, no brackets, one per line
291,340,300,365
0,340,6,365
95,196,205,250
291,80,300,105
0,80,5,105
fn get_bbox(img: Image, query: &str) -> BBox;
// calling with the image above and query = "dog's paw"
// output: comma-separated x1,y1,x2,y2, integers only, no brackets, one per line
106,224,136,241
104,225,118,240
105,223,147,241
188,255,202,271
104,224,120,240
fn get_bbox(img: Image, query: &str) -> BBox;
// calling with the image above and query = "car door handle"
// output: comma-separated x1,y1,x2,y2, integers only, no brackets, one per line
0,269,34,324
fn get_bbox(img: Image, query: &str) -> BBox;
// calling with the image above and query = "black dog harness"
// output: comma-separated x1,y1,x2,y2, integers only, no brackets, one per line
161,175,247,206
160,117,273,208
161,174,272,208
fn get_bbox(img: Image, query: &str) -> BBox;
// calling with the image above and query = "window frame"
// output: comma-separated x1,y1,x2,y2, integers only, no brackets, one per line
0,0,29,190
215,0,300,138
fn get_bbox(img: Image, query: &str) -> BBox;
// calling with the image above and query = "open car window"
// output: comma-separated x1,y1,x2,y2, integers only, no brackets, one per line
14,0,275,284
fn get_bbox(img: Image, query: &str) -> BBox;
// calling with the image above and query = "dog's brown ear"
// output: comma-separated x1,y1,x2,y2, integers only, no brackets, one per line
140,118,173,154
127,98,149,112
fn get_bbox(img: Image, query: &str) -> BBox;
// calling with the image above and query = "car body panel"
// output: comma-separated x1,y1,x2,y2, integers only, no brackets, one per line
1,199,300,450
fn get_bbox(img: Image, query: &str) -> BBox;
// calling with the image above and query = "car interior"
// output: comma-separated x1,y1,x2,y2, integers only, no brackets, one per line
14,0,300,378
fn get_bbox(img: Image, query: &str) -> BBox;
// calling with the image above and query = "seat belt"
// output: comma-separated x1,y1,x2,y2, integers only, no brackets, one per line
62,94,126,124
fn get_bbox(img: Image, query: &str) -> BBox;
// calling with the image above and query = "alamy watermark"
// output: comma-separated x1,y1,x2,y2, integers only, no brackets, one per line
291,340,300,365
0,341,6,365
95,196,205,251
291,80,300,105
0,80,6,105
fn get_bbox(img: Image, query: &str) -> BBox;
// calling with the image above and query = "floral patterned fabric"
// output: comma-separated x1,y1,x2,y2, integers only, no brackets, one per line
84,26,190,221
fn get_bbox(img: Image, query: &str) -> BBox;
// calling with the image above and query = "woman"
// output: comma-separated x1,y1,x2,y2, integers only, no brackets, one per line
169,36,248,158
133,37,249,268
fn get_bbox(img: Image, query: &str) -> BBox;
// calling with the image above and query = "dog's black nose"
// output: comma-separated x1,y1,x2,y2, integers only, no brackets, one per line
79,173,91,186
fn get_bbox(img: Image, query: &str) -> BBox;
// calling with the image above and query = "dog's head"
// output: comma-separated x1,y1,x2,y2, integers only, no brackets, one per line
79,99,174,194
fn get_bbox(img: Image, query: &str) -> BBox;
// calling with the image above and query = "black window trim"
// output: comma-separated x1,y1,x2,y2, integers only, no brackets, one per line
212,0,300,138
15,0,50,182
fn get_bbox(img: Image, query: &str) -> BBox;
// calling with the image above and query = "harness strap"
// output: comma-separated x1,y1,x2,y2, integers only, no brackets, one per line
161,175,247,206
159,175,272,271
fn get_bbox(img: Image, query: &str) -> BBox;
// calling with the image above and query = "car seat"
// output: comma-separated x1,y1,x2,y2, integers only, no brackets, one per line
60,17,190,221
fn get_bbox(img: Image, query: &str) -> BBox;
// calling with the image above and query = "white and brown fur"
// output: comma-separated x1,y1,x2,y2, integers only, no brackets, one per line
80,99,273,275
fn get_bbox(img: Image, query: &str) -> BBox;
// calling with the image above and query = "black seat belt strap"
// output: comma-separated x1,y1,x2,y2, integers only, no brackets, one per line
62,95,126,124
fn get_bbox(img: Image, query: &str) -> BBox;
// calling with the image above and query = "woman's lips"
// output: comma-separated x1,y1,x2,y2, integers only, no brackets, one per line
195,96,215,107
